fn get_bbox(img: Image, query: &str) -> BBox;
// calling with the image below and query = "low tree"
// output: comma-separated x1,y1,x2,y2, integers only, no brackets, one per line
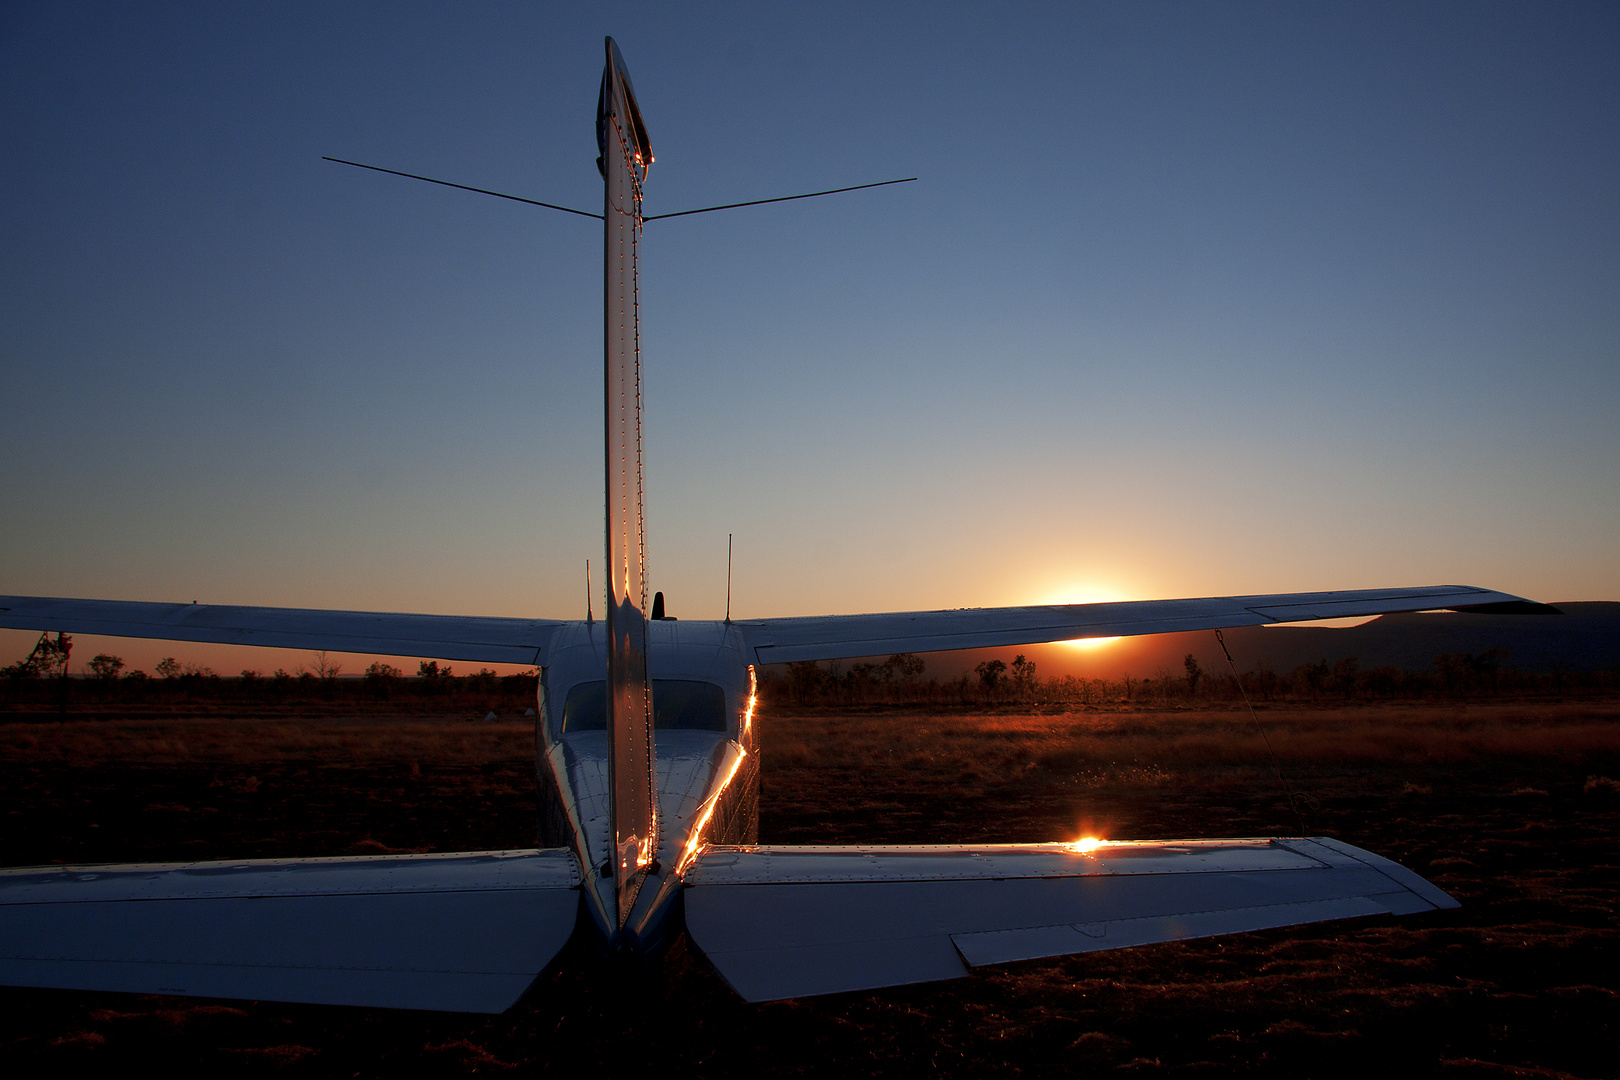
975,658,1007,695
1433,653,1471,694
1331,657,1361,696
155,657,181,680
87,654,125,681
3,633,72,681
363,661,402,699
883,653,926,684
1471,647,1509,694
1183,653,1203,696
1010,654,1038,699
1295,659,1330,697
847,662,883,700
501,669,539,697
416,660,454,695
2,646,43,682
1250,665,1279,702
784,660,825,704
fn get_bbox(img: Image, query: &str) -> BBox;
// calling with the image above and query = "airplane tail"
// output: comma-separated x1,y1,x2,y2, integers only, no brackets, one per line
598,37,657,929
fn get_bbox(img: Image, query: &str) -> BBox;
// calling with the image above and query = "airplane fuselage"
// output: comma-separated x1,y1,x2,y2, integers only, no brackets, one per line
536,620,759,953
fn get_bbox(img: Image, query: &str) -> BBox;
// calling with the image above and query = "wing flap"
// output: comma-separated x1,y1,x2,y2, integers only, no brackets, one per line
0,596,562,665
0,850,581,1013
951,895,1388,966
683,839,1455,1002
735,585,1535,663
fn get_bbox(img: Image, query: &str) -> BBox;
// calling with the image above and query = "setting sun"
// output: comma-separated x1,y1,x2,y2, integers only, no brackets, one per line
1062,635,1121,651
1039,582,1131,650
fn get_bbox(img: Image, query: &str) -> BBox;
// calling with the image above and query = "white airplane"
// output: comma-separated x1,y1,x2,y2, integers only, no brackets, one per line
0,39,1545,1013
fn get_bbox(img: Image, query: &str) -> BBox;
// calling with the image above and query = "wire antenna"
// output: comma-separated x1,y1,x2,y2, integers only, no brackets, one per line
323,157,603,219
724,534,733,625
586,560,593,623
323,156,913,224
644,177,917,220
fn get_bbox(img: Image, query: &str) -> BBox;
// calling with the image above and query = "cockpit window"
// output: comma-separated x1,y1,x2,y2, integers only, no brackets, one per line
559,680,727,734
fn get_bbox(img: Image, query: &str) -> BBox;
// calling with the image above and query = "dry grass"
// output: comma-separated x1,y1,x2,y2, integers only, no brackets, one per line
0,715,534,766
764,701,1620,774
1,698,1617,1076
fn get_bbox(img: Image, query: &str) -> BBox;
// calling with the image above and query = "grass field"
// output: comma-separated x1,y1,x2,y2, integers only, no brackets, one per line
2,699,1617,1076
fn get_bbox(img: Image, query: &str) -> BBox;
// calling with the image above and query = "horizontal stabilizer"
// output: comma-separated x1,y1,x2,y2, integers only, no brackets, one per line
0,849,581,1013
736,585,1534,663
0,596,563,665
684,839,1455,1002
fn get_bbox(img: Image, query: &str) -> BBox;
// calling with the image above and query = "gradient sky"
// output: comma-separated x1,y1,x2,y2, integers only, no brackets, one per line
3,2,1617,676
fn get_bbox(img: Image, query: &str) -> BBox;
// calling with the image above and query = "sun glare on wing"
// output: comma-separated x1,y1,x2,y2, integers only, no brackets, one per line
1262,615,1381,629
1040,582,1130,650
1070,836,1108,853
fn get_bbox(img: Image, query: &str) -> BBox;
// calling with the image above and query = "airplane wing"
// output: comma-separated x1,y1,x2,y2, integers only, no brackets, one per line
682,838,1455,1001
734,584,1548,664
0,849,581,1013
0,596,564,665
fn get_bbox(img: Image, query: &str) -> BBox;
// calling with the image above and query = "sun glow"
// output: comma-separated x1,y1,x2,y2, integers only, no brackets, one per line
1040,581,1132,651
1069,836,1107,853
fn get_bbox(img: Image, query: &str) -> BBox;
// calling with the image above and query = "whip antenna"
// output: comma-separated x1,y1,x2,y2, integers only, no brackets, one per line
725,534,733,625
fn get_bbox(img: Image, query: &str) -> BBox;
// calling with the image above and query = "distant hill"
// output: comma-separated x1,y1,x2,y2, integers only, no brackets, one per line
859,602,1620,682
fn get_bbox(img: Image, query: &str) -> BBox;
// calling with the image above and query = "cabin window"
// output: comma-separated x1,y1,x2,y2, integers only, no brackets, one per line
652,680,727,731
559,680,727,733
561,681,607,732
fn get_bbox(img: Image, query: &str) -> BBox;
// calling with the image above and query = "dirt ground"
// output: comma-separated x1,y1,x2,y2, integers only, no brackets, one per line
1,700,1616,1077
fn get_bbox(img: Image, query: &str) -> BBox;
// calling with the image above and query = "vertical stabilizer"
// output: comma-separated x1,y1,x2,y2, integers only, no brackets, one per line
598,37,656,928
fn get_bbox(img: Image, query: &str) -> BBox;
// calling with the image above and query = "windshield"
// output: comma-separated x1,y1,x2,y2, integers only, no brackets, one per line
560,680,727,734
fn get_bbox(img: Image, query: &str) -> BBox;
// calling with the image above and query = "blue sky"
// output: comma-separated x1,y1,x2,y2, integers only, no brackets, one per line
3,2,1616,675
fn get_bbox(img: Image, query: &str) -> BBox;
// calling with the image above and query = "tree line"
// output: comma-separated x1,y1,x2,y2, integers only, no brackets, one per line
4,635,1615,712
759,648,1620,708
0,634,539,709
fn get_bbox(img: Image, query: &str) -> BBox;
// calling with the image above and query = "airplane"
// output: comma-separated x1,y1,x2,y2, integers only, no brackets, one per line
0,38,1550,1013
